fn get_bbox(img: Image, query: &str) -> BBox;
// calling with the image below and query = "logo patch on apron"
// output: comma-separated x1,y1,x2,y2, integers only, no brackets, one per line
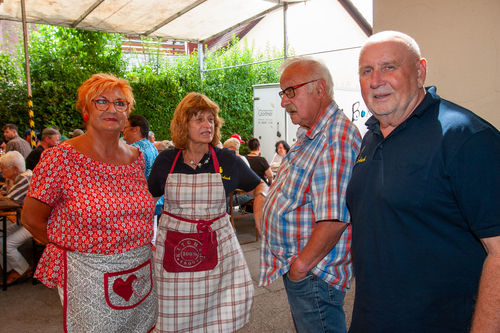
163,230,218,272
175,238,204,268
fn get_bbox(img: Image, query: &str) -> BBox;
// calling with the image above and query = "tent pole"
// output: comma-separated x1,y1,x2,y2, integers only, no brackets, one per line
283,2,288,60
198,42,204,80
20,0,36,148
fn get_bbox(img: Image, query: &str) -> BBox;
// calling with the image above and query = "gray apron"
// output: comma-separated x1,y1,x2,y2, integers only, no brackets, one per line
64,244,157,333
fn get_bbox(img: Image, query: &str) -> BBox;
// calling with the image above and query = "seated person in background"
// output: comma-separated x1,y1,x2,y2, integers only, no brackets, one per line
0,151,33,286
2,123,32,158
223,137,253,212
270,140,290,174
245,137,273,185
155,140,175,153
25,127,61,171
229,133,245,144
69,129,84,138
223,137,250,167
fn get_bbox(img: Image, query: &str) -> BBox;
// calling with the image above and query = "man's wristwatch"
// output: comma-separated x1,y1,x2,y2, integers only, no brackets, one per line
257,192,268,198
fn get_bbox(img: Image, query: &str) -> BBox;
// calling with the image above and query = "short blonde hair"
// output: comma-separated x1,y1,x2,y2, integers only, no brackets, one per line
170,92,224,149
76,73,135,115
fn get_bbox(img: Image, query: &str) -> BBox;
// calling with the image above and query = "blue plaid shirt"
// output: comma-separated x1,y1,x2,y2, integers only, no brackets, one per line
259,102,361,291
132,138,158,179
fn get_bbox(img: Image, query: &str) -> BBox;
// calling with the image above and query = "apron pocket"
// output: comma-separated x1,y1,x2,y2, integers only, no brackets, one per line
104,259,153,310
163,229,218,272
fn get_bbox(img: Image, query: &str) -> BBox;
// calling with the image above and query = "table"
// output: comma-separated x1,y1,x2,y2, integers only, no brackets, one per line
0,198,22,291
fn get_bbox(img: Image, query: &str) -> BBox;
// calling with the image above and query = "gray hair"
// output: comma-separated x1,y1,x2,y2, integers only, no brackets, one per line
0,151,26,172
69,129,84,138
279,56,334,98
223,137,241,151
41,127,61,140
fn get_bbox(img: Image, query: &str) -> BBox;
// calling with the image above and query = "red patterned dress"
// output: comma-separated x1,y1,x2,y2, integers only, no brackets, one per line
27,142,155,289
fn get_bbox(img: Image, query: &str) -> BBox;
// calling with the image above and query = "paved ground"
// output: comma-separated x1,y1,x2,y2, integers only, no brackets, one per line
0,214,354,332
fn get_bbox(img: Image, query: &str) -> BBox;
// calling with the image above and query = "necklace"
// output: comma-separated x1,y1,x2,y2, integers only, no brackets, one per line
185,152,210,168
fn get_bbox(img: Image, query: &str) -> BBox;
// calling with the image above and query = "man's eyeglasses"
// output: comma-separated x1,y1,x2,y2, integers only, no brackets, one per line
278,79,318,99
92,98,130,112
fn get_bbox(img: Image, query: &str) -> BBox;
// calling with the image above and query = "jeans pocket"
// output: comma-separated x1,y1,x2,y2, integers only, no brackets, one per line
286,272,313,284
327,284,346,306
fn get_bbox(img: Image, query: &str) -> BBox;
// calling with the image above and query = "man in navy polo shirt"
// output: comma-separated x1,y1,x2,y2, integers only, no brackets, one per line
346,31,500,332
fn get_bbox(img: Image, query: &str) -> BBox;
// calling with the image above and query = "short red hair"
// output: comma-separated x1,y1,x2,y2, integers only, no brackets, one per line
76,73,135,115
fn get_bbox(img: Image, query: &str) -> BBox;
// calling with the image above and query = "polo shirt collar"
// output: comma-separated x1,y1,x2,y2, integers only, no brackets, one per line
365,86,441,135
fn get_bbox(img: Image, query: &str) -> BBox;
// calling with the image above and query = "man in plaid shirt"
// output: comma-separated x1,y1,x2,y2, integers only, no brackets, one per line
259,57,361,333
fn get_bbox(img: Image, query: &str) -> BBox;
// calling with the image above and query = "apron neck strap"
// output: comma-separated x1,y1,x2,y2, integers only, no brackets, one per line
209,145,220,173
169,145,220,174
169,149,182,174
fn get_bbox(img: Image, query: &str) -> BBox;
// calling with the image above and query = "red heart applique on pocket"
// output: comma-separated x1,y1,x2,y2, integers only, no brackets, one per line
112,274,137,301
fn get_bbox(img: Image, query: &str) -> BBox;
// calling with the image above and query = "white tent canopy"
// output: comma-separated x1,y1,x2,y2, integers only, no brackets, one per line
0,0,309,144
0,0,370,142
0,0,307,42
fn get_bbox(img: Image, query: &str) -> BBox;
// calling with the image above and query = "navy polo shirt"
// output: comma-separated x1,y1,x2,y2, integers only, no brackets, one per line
346,87,500,332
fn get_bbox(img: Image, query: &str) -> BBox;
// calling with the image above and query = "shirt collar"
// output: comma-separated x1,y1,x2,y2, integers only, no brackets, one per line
366,86,441,135
304,101,341,140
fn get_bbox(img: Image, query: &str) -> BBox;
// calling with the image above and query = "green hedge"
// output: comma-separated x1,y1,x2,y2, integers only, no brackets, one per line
0,26,282,143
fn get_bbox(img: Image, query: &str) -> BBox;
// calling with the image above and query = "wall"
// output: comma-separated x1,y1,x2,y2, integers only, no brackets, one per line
374,0,500,128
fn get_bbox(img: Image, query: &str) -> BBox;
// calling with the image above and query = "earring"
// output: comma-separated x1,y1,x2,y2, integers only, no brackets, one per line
83,114,89,122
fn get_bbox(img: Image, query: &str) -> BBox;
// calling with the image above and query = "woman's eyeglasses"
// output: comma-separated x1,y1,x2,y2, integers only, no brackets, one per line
92,98,129,112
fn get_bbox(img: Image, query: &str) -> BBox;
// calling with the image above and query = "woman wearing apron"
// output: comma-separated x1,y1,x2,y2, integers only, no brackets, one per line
22,74,158,332
148,92,268,332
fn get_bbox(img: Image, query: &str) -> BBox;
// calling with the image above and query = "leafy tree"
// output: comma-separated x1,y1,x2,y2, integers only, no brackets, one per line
129,36,282,143
1,26,281,142
0,25,124,134
27,26,124,131
0,51,25,125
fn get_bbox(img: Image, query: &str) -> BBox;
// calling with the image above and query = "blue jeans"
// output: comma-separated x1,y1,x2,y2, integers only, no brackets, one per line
225,193,253,214
283,272,347,333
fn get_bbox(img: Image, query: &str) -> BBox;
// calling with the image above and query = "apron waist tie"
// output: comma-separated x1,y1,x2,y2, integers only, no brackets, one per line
162,211,226,256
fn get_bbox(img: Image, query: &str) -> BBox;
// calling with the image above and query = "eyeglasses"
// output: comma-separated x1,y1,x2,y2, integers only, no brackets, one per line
278,79,318,99
92,98,130,112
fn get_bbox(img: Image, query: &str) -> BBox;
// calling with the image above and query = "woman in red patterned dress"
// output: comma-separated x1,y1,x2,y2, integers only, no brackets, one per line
21,73,157,332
